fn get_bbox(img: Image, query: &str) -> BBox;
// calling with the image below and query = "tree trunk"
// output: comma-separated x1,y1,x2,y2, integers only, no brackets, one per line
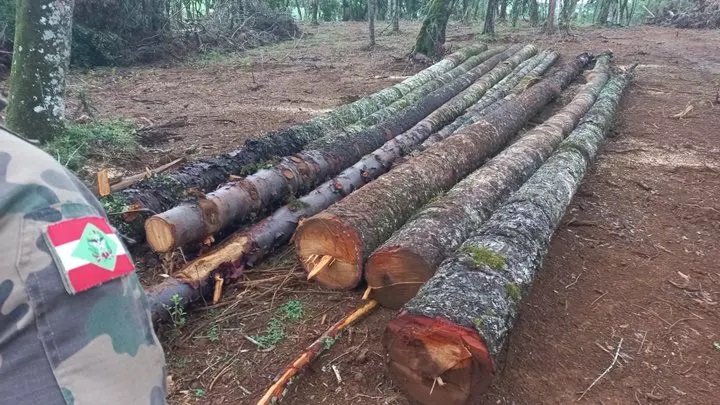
365,55,611,308
6,0,75,142
529,0,539,25
499,0,508,19
560,0,578,30
392,0,400,31
295,0,303,19
511,0,524,26
368,0,376,46
413,0,450,58
342,0,351,20
145,46,496,253
107,44,486,244
311,0,319,24
383,71,633,405
546,0,556,32
425,50,558,146
483,0,497,34
293,53,591,290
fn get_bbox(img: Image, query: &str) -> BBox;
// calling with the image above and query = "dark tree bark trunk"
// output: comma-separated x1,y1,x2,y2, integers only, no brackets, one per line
311,0,319,24
560,0,579,30
546,0,557,32
145,45,495,253
368,0,376,45
413,0,450,58
365,55,611,308
425,50,558,146
483,0,497,34
529,0,539,25
499,0,508,19
392,0,400,31
292,53,592,290
383,71,633,405
107,44,486,244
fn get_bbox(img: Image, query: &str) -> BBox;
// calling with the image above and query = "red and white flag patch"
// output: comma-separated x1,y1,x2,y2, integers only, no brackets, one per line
44,216,135,294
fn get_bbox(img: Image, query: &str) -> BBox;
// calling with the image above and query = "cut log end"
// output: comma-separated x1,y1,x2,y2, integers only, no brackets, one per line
144,216,176,253
365,247,435,309
294,214,364,289
383,313,494,405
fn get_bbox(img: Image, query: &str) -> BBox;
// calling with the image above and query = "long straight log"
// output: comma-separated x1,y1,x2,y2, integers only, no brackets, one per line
146,47,535,319
424,50,560,148
144,46,520,253
383,70,633,405
292,53,593,290
365,54,612,308
104,44,487,243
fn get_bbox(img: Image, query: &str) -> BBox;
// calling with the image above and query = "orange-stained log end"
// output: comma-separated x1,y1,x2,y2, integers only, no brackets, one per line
365,246,435,308
293,213,364,289
383,312,494,405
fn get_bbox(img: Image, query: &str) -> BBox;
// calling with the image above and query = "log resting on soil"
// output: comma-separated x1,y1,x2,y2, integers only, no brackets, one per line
365,54,611,308
383,71,633,405
144,46,520,253
292,53,593,290
104,44,487,243
424,51,560,148
145,46,537,319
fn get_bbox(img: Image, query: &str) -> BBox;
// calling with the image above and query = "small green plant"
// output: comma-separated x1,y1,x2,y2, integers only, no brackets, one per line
252,300,305,349
238,160,276,176
472,318,484,330
164,294,187,329
193,388,205,398
460,245,507,270
506,282,522,303
43,119,138,171
206,325,221,342
322,336,338,350
286,196,311,210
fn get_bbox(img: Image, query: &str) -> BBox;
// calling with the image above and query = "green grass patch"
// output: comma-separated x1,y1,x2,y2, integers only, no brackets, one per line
252,299,304,349
43,120,139,171
460,245,507,271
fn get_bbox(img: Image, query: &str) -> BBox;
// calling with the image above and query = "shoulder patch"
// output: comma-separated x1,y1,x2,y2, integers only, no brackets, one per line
43,216,135,294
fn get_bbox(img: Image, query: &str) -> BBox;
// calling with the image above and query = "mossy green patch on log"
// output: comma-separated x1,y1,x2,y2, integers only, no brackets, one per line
460,245,507,270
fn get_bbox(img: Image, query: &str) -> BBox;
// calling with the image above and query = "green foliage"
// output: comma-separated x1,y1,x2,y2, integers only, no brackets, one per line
164,294,188,330
0,0,15,44
287,195,311,210
252,299,305,349
472,318,483,329
460,245,507,270
71,25,126,67
322,336,339,349
42,119,139,171
238,159,276,176
319,0,341,20
206,325,221,342
505,282,521,303
193,388,206,398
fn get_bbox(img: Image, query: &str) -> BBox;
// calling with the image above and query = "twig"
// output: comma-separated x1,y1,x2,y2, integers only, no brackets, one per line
591,291,608,307
637,331,647,354
577,338,624,401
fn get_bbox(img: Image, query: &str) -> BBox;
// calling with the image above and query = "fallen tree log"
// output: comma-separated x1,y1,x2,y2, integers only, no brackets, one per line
292,53,593,290
383,70,633,405
144,46,520,253
146,47,532,318
365,54,611,308
103,43,487,243
424,50,559,147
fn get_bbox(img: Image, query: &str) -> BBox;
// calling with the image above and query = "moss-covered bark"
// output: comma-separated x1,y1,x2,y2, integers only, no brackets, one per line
106,43,487,243
6,0,74,142
365,55,611,308
413,0,450,59
292,53,592,290
384,71,633,404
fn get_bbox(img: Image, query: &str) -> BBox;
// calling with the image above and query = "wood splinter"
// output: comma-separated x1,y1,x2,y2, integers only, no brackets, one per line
362,287,373,300
306,255,335,280
212,274,224,304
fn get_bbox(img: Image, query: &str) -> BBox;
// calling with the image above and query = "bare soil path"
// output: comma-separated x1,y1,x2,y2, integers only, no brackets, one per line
76,22,720,405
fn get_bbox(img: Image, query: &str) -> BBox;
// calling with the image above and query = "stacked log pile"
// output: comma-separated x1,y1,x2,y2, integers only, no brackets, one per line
647,0,720,28
127,41,636,405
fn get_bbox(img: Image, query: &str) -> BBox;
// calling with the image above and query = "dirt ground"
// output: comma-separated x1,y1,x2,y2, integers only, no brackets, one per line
47,21,720,404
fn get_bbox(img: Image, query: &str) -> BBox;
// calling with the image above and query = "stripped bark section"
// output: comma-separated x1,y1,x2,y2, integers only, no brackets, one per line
424,50,560,147
365,54,611,308
106,44,487,243
145,47,517,252
384,71,633,405
293,53,592,290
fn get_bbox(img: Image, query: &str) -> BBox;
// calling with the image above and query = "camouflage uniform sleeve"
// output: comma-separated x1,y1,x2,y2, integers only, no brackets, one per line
0,128,167,405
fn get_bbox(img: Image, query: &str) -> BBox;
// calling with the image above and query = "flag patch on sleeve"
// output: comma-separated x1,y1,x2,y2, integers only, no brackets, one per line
44,216,135,294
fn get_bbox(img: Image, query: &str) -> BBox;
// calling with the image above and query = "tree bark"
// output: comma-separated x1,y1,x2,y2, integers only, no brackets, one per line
413,0,450,59
560,0,579,30
368,0,376,46
311,0,319,24
424,50,558,147
6,0,74,142
292,53,592,290
529,0,539,25
145,46,499,253
365,55,611,308
483,0,497,34
392,0,400,31
106,43,486,244
383,71,633,405
546,0,557,32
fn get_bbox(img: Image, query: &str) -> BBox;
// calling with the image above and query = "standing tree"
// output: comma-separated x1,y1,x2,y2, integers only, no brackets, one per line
483,0,498,34
546,0,557,32
368,0,376,45
529,0,539,25
391,0,400,32
6,0,75,142
560,0,579,31
413,0,450,58
311,0,319,24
